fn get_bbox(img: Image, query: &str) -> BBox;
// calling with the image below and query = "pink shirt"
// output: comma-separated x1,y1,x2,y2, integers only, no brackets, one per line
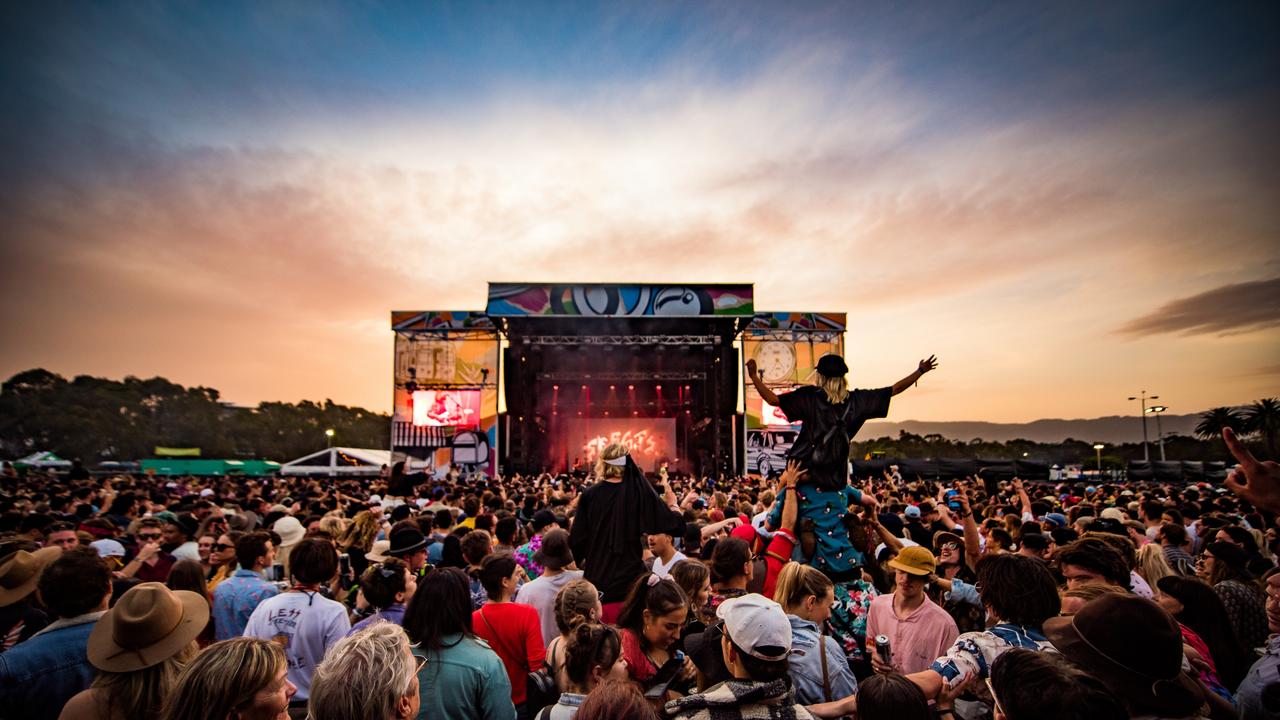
866,592,959,675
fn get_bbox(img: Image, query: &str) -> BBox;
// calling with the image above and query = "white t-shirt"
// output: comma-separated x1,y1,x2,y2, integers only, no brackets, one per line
243,590,351,700
651,551,688,579
514,569,585,646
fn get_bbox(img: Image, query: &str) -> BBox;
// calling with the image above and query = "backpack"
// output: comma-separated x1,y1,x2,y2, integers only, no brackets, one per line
808,400,854,487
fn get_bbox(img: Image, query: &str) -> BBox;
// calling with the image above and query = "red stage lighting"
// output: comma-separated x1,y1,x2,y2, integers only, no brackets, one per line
581,384,588,390
553,385,559,391
627,384,635,390
655,385,662,391
609,385,616,390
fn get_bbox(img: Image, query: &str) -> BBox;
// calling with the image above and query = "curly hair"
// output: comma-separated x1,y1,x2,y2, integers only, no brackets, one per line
975,554,1060,627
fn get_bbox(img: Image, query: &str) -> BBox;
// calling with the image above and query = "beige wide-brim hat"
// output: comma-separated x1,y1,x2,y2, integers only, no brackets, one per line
0,547,63,607
88,582,209,673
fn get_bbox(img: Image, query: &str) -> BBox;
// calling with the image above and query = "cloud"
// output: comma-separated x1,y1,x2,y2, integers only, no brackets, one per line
1117,277,1280,337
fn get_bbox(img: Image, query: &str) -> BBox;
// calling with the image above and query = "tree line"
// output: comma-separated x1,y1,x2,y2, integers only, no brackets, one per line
0,369,391,463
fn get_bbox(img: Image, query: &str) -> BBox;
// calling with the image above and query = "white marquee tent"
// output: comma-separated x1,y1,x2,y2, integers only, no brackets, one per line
280,447,391,477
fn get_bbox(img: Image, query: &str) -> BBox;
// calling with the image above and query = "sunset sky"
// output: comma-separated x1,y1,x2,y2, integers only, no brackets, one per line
2,2,1277,423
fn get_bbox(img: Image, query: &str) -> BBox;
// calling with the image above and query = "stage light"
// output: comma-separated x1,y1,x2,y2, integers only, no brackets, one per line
628,384,635,390
684,385,690,390
632,411,638,416
604,411,609,416
655,385,662,391
553,385,559,391
581,384,588,390
609,385,616,390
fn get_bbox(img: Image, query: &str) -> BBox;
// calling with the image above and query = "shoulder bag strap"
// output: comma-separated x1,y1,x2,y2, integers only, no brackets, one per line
478,606,530,673
820,623,831,702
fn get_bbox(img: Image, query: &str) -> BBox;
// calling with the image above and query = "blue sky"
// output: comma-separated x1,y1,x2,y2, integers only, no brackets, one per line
2,1,1277,421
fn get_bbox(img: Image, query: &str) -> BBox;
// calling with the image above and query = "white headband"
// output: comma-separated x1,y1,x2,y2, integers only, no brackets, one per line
603,455,629,467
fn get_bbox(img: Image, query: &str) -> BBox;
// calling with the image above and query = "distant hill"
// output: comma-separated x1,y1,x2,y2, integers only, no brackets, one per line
860,414,1201,444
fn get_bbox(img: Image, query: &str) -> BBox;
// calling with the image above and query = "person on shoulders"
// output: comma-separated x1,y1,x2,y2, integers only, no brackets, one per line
568,444,684,623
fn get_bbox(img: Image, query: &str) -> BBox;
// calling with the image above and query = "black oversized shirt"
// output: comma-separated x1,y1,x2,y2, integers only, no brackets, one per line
777,385,892,488
569,479,684,603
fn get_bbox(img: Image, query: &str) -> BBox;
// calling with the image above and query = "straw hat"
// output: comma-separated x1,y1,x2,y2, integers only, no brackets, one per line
88,582,209,672
0,547,63,607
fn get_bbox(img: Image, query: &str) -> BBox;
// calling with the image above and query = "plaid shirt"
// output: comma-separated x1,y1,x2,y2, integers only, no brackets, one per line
663,679,815,720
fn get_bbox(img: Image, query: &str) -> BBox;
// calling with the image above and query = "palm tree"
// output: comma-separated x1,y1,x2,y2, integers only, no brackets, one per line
1244,398,1280,459
1195,407,1247,440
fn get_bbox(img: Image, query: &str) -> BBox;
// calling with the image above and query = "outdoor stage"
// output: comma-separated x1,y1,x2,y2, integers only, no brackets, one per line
390,284,846,478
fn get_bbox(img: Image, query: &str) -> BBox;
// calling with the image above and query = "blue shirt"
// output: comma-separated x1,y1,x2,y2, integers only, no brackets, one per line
212,569,279,641
349,604,406,636
1238,635,1280,720
786,615,858,705
414,633,514,720
0,612,103,720
767,485,865,573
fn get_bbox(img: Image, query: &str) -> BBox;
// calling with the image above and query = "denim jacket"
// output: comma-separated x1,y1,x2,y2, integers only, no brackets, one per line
0,611,104,720
786,615,857,705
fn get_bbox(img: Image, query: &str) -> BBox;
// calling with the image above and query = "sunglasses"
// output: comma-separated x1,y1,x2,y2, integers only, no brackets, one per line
935,542,959,551
212,543,232,552
138,533,162,541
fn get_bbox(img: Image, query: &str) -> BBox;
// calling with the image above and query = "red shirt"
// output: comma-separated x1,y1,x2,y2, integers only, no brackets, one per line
473,602,546,706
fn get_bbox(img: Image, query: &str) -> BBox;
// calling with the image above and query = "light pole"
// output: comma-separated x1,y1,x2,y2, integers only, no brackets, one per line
1093,443,1105,475
1128,391,1159,463
1147,405,1168,461
325,428,335,448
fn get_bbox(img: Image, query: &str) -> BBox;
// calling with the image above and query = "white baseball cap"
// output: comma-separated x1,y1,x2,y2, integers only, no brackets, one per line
715,593,791,661
90,539,126,558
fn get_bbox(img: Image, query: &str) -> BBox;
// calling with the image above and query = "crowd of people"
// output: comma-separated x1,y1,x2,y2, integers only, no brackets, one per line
1,356,1279,720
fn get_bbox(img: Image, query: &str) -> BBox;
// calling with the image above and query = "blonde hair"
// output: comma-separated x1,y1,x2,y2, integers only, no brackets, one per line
309,622,417,720
772,562,833,611
94,641,198,720
818,374,849,404
554,579,601,635
161,639,285,720
1136,542,1176,588
595,443,629,479
340,510,381,552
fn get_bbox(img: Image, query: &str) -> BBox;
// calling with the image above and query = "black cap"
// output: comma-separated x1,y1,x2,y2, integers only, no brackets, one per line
815,354,848,378
531,509,557,531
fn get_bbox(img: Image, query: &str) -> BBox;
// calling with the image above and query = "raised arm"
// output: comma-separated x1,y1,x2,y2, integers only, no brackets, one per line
957,482,981,570
1013,477,1033,519
745,359,781,407
891,355,938,396
779,461,806,533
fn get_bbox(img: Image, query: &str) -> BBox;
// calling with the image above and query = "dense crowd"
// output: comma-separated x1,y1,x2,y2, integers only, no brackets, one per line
1,361,1279,720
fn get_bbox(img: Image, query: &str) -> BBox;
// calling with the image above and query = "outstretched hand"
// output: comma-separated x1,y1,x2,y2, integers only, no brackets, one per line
1223,427,1280,513
746,358,759,378
918,355,938,374
780,460,807,490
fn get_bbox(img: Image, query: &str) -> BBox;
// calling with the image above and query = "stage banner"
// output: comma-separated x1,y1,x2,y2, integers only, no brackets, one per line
486,284,753,317
556,418,677,472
